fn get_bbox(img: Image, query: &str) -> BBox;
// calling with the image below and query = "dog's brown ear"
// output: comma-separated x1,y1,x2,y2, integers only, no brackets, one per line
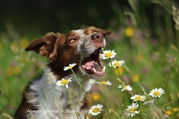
26,32,59,60
85,26,111,35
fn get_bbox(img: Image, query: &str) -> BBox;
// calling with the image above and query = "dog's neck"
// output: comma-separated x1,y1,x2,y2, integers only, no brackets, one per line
28,66,95,115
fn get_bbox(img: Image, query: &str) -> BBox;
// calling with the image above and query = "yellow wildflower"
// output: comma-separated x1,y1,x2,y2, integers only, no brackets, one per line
20,38,29,48
6,66,21,77
137,53,143,61
173,107,179,112
10,41,19,53
132,74,140,82
92,92,100,101
166,110,172,116
115,66,124,76
125,26,135,37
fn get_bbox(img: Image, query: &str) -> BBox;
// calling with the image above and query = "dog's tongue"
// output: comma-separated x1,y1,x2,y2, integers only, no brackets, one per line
81,54,106,76
83,61,94,71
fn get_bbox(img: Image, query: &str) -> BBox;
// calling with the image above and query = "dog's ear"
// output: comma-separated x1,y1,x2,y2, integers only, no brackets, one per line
85,26,111,36
26,32,60,61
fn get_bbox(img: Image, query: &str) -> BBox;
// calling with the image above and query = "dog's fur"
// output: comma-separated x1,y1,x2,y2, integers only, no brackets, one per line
15,27,111,119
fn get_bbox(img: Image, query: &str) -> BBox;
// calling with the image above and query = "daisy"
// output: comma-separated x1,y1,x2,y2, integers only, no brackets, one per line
88,104,103,116
118,85,132,92
149,88,165,98
63,63,77,71
109,60,125,68
126,103,139,117
100,50,117,60
131,94,146,102
96,81,112,86
56,78,72,89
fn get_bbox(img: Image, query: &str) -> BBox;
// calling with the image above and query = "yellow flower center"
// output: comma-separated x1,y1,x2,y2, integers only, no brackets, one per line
101,81,107,85
61,79,68,85
154,91,160,96
92,107,99,113
135,96,141,101
129,107,135,113
123,86,127,89
68,66,73,69
114,62,120,66
105,52,112,58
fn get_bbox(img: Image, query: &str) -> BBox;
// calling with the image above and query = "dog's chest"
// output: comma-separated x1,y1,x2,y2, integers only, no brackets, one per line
27,68,95,119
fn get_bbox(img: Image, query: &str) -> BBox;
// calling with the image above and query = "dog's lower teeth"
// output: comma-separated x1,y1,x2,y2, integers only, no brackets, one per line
93,68,97,72
86,67,90,70
82,65,86,68
94,62,98,65
102,66,106,71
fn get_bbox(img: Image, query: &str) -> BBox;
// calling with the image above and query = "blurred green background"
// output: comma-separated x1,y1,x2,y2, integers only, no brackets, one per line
1,0,179,118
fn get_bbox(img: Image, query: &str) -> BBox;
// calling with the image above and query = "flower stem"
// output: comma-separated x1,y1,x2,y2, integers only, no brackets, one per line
138,101,143,118
71,69,85,93
67,89,81,119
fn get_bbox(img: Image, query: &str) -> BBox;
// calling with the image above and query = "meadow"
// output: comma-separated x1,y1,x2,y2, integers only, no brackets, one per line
1,0,179,119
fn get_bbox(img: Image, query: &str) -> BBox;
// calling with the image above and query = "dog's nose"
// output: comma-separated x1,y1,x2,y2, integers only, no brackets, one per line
91,33,104,41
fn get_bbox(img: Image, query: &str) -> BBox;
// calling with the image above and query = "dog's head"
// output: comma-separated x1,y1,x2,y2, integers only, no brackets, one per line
26,27,111,79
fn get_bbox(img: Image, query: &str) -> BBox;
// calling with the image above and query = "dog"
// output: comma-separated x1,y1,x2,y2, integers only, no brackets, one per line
14,27,111,119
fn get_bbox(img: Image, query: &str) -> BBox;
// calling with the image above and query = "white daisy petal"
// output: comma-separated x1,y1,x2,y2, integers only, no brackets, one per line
118,85,123,88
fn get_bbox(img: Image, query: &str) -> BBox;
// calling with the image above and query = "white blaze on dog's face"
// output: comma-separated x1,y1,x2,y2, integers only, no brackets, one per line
25,26,111,79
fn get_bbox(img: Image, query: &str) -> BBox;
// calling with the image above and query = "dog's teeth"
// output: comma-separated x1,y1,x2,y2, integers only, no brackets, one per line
93,68,97,72
82,65,86,68
86,67,90,70
102,66,106,71
94,62,98,65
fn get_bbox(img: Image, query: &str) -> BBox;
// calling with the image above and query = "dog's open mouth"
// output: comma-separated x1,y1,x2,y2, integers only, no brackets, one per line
81,47,106,77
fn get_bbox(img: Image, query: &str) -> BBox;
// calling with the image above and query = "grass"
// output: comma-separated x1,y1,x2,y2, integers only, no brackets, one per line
1,0,179,119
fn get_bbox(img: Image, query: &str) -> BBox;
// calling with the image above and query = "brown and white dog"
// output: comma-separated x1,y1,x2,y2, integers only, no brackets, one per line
15,27,111,119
